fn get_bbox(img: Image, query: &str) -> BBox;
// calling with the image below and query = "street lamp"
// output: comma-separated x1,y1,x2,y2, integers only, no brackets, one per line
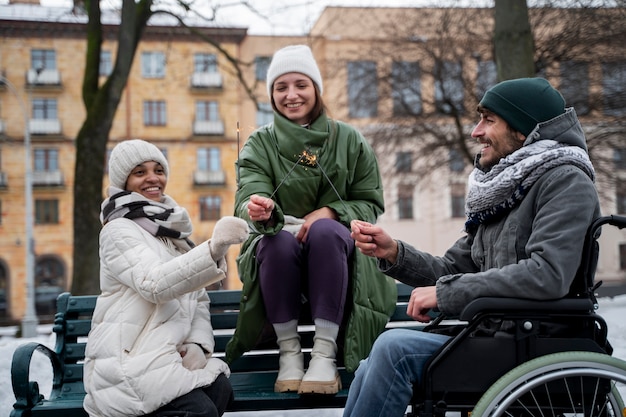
1,75,39,337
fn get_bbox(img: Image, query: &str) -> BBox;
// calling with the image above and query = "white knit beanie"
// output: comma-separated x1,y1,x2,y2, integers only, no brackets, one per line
108,139,169,189
266,44,323,98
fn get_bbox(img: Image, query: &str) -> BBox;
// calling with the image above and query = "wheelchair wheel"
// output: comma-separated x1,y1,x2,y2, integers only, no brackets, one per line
472,351,626,417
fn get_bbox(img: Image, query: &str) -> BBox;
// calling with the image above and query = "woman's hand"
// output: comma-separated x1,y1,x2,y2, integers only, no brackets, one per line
247,194,275,222
298,207,338,242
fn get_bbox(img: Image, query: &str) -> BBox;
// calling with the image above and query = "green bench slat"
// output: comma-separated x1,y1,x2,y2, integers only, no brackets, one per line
12,284,412,416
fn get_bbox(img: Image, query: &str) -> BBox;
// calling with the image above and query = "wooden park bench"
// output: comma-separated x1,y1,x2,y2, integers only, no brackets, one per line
10,282,419,416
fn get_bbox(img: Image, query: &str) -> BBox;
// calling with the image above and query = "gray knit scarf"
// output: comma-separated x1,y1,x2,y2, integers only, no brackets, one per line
465,140,595,232
100,186,193,245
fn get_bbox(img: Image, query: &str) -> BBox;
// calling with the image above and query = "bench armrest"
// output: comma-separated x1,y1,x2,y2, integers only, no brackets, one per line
11,341,63,416
459,297,594,321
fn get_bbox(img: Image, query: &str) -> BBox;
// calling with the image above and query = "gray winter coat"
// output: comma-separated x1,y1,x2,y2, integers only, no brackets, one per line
379,108,600,316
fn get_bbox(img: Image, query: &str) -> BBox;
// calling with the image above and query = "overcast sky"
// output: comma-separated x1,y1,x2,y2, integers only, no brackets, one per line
28,0,492,35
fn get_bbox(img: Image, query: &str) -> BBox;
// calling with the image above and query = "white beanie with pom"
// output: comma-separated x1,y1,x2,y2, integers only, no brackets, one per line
108,139,169,189
266,44,323,98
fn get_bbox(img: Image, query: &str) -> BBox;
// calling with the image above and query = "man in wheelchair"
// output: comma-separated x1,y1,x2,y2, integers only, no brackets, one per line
344,78,603,417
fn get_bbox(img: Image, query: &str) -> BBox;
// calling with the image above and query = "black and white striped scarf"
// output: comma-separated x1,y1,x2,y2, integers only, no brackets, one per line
465,140,595,232
101,186,193,244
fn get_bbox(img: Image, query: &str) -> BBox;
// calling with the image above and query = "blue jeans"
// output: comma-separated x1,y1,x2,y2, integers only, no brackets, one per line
343,329,451,417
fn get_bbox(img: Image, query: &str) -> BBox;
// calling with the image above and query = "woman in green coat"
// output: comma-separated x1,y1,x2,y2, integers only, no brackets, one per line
226,45,397,395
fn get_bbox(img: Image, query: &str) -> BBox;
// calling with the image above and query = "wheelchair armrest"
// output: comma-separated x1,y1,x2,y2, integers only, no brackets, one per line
11,341,64,411
459,297,594,321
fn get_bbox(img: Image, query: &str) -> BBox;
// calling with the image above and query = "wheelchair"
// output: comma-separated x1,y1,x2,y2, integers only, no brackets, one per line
406,215,626,417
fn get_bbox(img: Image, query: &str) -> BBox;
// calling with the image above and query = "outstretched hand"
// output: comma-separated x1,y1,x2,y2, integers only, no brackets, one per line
350,220,399,263
209,216,249,260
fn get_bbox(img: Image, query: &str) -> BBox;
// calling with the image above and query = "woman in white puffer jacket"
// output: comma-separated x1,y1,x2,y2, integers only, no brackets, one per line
83,139,248,417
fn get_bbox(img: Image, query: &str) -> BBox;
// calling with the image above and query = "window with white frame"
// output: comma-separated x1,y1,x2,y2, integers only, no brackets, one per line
34,148,59,172
100,50,112,76
197,147,221,172
196,101,219,122
143,100,166,126
398,184,414,220
141,51,166,78
32,98,57,120
194,53,218,73
31,49,56,71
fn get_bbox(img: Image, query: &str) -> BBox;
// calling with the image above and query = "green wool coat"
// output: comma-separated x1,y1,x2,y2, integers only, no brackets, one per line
225,111,397,372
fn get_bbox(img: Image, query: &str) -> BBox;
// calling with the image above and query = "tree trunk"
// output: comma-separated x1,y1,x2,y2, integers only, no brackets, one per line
494,0,535,81
71,0,152,294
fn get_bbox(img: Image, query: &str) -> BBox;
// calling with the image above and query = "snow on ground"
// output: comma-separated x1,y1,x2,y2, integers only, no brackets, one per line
1,295,625,417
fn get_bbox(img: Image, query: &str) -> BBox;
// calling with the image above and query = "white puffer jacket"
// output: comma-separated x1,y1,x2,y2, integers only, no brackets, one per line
83,218,230,417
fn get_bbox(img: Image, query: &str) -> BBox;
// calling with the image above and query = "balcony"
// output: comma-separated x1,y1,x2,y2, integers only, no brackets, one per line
194,170,226,186
32,170,64,187
27,69,61,86
190,72,222,89
193,120,225,136
29,119,62,135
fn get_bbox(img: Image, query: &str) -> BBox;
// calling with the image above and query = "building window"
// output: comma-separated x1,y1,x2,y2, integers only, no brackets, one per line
392,61,422,116
615,148,626,170
200,196,221,221
0,261,8,320
435,60,464,115
35,199,59,224
31,49,56,71
196,101,219,122
348,61,378,118
194,53,217,73
255,56,271,82
141,51,166,78
398,184,414,220
560,61,590,116
617,181,626,214
100,50,112,76
396,152,412,173
197,147,221,172
620,243,626,270
35,256,65,316
602,61,626,117
475,59,497,100
32,98,57,120
256,102,273,127
0,200,2,225
450,183,466,218
449,149,465,173
34,148,59,171
143,100,166,126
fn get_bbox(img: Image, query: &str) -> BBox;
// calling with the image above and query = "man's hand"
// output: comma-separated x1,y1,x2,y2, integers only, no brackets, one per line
247,194,275,222
350,220,399,263
407,286,437,323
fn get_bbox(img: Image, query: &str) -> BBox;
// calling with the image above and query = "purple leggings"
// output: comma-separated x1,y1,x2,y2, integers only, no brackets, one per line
256,218,354,325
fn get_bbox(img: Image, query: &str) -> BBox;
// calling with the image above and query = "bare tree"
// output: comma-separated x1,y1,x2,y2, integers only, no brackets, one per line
495,0,535,80
314,3,624,211
71,0,261,294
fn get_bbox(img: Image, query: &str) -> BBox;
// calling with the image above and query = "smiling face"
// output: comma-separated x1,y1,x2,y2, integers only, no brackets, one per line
471,108,525,170
271,72,317,125
125,160,167,202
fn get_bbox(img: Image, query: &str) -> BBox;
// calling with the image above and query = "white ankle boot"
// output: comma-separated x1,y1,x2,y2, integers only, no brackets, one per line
274,322,304,393
298,325,341,395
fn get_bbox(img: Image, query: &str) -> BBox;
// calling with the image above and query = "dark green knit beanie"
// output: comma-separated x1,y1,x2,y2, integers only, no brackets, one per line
479,77,565,137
